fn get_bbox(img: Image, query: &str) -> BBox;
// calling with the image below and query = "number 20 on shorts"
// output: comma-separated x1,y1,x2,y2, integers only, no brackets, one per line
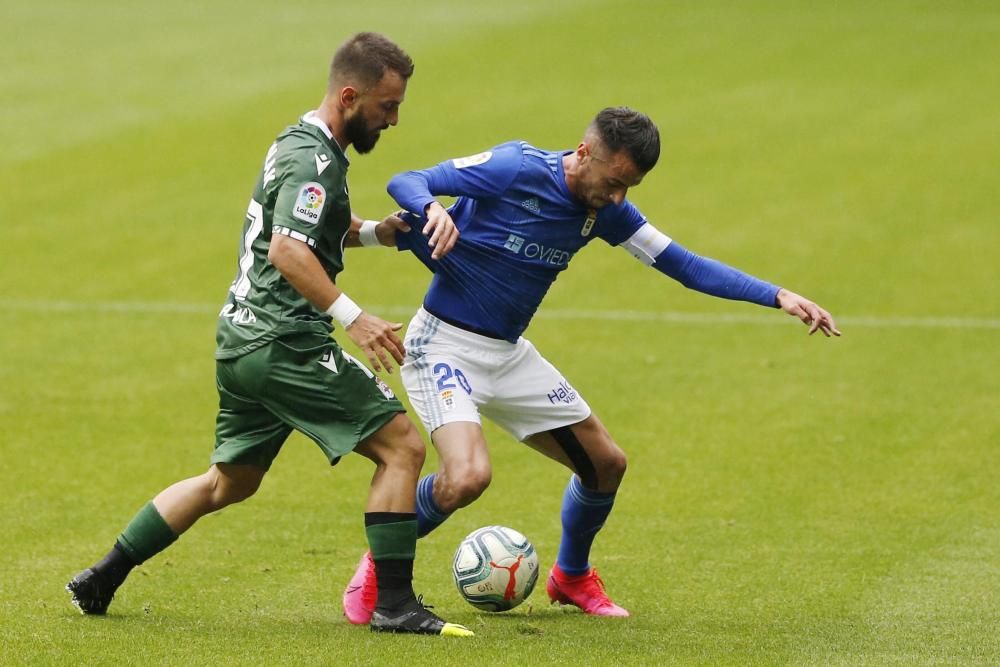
434,362,472,395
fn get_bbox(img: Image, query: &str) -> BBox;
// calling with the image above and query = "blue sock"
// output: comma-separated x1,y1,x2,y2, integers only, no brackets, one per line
556,474,616,576
415,474,451,538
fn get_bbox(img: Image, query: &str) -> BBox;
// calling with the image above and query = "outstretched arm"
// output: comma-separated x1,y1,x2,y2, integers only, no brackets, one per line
620,223,840,337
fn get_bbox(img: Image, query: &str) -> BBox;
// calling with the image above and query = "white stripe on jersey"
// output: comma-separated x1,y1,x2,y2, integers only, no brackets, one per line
272,225,317,248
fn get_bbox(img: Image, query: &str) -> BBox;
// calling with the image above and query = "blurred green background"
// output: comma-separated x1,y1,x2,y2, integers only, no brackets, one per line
1,1,997,664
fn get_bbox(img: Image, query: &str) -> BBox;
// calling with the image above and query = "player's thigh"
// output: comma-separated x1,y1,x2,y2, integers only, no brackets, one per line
401,338,491,436
230,333,405,466
354,412,424,469
213,358,293,471
433,421,492,480
482,338,591,442
524,413,625,492
208,462,268,502
430,421,493,505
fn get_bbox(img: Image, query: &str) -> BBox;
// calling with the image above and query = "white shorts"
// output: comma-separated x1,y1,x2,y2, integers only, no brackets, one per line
401,308,592,441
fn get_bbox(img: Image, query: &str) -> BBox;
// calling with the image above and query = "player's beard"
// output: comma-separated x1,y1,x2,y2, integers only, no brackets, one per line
345,112,384,154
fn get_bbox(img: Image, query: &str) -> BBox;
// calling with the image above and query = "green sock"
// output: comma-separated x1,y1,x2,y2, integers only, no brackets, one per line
117,502,178,564
365,513,418,561
365,512,418,611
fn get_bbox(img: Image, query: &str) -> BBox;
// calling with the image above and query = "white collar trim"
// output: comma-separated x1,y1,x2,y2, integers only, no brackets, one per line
302,110,337,144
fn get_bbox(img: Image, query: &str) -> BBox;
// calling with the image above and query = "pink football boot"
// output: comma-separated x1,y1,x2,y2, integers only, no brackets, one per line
342,551,377,624
546,563,630,617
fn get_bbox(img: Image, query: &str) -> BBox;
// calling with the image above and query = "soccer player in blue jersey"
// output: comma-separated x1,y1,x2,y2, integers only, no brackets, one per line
342,107,839,620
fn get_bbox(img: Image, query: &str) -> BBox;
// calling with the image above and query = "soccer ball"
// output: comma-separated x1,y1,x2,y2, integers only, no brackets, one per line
452,525,540,612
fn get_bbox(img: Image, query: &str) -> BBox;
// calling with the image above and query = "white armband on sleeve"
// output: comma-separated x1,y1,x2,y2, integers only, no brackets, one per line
619,223,672,266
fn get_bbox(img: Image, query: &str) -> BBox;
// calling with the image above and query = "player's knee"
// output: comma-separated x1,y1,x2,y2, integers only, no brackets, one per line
456,467,492,500
440,464,491,510
215,477,260,507
396,429,427,472
596,445,627,490
207,466,263,509
385,417,426,471
362,414,427,471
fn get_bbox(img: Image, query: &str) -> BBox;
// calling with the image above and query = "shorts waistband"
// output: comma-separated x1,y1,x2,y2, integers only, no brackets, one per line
421,305,509,340
416,307,516,350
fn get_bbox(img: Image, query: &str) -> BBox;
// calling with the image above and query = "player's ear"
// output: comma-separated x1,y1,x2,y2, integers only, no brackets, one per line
339,86,361,109
576,142,590,161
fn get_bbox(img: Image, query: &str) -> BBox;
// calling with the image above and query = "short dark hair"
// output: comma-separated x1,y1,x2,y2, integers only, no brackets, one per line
589,107,660,173
329,32,414,90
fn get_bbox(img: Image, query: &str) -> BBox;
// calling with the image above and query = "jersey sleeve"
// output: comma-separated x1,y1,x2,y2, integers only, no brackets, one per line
270,144,345,245
595,200,649,247
626,228,781,308
387,141,524,215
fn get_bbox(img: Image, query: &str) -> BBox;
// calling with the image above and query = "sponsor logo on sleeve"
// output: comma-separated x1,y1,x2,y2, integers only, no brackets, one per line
452,151,493,169
292,182,326,224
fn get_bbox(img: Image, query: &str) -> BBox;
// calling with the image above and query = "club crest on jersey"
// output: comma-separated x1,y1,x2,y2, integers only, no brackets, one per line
375,377,396,400
452,151,492,169
581,209,596,237
292,182,325,224
440,389,455,411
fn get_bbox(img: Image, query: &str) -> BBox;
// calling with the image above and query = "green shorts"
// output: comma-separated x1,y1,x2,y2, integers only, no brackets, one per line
212,332,404,470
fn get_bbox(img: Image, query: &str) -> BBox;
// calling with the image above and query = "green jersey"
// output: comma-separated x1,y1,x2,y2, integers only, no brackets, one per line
216,113,352,359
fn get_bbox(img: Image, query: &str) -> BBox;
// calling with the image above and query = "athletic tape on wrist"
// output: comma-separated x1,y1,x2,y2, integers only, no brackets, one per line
325,293,363,328
359,220,380,247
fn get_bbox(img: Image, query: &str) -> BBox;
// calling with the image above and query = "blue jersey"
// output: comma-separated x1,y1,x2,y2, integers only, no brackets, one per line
390,141,648,342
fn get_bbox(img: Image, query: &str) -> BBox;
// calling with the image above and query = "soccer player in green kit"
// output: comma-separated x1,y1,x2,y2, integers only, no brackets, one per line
66,32,471,637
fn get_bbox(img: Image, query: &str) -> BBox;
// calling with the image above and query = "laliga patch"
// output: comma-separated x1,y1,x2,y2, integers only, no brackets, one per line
292,182,326,224
452,151,492,169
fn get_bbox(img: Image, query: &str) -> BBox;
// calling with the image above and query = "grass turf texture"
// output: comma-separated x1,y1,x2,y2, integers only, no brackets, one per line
2,0,998,664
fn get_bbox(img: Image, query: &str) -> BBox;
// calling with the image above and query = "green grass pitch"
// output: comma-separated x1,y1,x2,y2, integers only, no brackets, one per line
2,1,998,664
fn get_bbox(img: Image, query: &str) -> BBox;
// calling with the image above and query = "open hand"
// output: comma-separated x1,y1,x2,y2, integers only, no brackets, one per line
345,312,406,373
776,288,841,337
